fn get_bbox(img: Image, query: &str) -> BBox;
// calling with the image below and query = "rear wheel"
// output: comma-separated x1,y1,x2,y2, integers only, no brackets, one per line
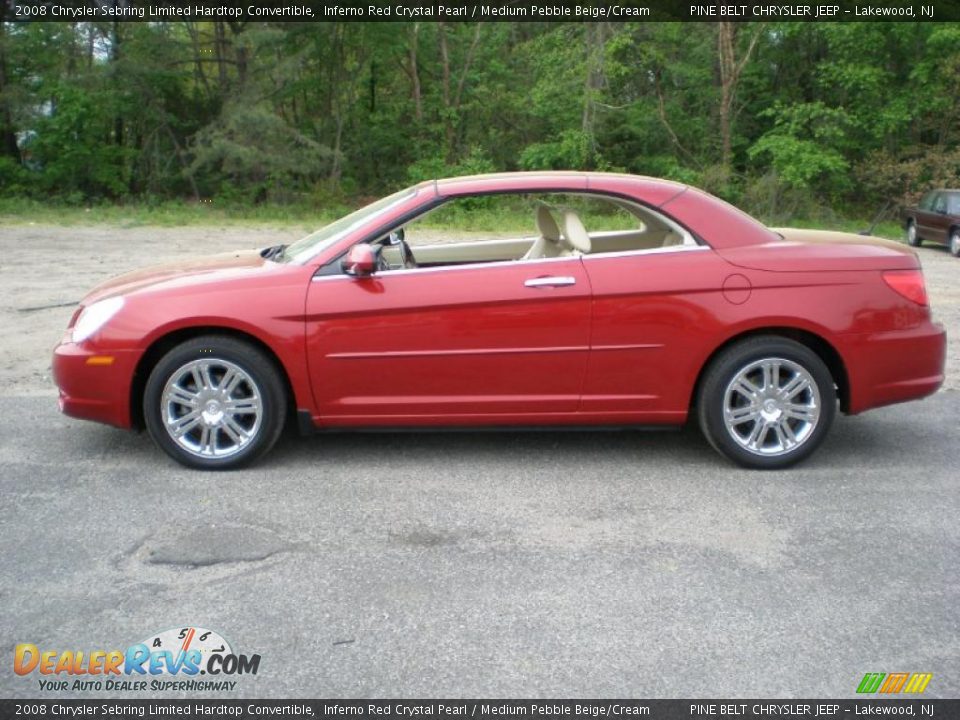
143,336,286,470
697,337,837,469
906,219,921,247
950,229,960,257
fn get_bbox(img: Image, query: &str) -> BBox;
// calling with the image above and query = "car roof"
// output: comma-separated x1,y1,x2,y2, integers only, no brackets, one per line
431,171,688,205
434,170,685,188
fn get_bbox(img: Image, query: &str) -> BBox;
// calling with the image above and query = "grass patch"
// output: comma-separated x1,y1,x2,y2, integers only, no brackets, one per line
0,198,344,227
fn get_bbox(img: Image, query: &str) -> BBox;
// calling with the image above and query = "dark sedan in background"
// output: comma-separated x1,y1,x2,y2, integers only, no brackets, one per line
903,188,960,256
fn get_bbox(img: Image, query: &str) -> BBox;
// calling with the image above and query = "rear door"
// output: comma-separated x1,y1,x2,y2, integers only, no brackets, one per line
580,245,727,422
915,191,939,239
930,192,951,243
948,193,960,232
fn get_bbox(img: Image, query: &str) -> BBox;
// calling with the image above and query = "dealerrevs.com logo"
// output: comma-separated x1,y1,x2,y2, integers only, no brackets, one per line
14,627,261,693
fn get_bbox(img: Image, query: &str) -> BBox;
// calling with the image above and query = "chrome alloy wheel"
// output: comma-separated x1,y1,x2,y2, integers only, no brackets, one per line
161,358,262,459
722,357,821,457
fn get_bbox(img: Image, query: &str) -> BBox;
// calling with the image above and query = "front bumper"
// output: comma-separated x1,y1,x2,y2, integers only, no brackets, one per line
843,321,947,414
52,340,140,429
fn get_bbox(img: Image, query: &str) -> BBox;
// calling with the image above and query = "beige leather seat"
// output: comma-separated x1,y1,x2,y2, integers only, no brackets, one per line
523,205,565,260
559,210,591,256
661,230,684,247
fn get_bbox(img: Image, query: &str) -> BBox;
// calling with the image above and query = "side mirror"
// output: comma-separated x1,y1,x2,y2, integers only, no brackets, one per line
341,244,376,277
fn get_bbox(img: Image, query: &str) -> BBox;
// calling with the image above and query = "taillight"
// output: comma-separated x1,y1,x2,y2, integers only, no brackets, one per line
882,270,928,306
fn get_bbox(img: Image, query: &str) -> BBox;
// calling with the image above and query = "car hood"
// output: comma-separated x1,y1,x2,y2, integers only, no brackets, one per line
718,228,920,272
80,249,269,305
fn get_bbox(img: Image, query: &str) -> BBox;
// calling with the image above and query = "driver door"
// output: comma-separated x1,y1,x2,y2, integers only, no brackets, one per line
304,256,591,426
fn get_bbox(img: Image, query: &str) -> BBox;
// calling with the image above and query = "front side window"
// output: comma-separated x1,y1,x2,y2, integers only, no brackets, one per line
933,193,948,213
919,191,937,211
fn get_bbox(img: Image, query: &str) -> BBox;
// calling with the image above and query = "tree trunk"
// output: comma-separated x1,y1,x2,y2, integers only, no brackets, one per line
111,20,123,148
438,22,482,164
717,23,735,170
438,22,453,162
0,20,20,160
227,22,248,89
717,21,762,172
214,21,228,89
409,23,423,122
581,23,607,167
184,22,213,102
369,59,376,113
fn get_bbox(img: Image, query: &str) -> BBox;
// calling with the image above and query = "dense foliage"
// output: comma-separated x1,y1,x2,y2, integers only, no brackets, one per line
1,19,959,220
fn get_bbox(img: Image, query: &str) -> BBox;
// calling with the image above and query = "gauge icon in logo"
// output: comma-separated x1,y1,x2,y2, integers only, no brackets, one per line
134,627,232,674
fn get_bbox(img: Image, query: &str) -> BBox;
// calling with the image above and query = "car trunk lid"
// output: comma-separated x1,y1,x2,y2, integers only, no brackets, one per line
717,228,921,272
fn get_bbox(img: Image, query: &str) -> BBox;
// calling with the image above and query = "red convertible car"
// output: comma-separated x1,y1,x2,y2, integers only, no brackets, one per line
53,172,946,470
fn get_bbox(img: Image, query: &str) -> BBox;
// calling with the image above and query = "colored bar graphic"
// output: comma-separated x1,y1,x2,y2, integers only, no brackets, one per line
857,672,932,694
903,673,933,694
857,673,886,694
880,673,909,693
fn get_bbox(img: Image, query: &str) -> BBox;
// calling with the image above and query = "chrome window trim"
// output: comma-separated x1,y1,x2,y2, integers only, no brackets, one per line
310,254,580,283
580,244,710,261
311,243,710,283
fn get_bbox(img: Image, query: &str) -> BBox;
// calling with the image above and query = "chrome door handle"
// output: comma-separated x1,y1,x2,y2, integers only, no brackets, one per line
524,276,576,288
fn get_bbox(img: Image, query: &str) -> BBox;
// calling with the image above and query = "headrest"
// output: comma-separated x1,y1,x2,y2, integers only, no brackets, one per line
536,205,562,244
560,211,591,254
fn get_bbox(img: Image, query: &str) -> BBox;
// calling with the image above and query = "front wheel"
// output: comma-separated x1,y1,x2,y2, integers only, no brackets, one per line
143,336,287,470
906,220,921,247
950,229,960,257
697,337,837,469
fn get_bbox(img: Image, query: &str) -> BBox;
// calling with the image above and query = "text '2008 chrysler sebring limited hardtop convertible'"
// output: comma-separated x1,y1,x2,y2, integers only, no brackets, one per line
53,173,947,470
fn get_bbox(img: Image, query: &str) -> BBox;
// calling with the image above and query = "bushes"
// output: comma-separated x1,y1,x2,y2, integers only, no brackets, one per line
13,85,132,201
188,104,333,204
519,130,595,171
855,147,960,208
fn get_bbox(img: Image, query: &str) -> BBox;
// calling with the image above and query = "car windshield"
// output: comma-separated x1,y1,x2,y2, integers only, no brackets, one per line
281,187,417,264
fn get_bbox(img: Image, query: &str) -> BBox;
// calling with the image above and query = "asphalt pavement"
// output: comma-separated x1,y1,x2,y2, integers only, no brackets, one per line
1,391,957,698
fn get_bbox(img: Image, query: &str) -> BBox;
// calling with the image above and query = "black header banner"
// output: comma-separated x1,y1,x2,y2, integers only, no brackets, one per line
1,699,957,719
5,0,960,22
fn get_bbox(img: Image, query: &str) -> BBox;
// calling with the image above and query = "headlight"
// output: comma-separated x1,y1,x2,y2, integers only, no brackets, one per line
72,297,124,343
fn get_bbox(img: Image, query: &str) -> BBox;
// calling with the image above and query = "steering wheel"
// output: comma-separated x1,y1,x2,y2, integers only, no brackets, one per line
385,230,417,269
398,238,417,269
375,245,391,272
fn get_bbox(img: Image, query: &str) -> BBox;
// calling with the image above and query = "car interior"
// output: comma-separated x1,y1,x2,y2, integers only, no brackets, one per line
375,193,697,270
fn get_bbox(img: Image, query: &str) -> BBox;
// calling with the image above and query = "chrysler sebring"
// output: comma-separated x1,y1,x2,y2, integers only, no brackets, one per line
52,172,946,470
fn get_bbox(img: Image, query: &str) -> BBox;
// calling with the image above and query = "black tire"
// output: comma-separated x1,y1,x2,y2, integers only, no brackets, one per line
697,336,837,470
950,229,960,257
143,335,287,470
906,219,922,247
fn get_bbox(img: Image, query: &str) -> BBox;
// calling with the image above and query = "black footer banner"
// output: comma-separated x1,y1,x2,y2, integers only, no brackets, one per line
2,699,957,720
